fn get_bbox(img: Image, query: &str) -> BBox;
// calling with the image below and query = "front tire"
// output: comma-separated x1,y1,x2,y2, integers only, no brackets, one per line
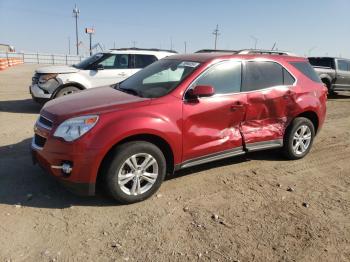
104,141,166,204
55,86,81,98
283,117,315,160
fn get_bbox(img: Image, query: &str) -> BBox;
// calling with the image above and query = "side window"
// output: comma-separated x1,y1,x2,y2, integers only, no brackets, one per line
98,54,129,69
290,62,321,83
337,60,348,71
193,61,241,95
283,68,295,85
134,55,158,68
242,62,284,91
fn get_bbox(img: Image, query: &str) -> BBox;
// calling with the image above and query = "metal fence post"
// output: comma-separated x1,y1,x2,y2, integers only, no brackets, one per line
52,54,54,64
37,53,39,64
22,52,25,63
66,55,68,65
6,52,9,66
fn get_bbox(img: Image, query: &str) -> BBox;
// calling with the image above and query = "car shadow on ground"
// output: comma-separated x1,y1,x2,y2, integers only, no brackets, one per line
0,138,287,209
328,92,350,100
0,99,42,114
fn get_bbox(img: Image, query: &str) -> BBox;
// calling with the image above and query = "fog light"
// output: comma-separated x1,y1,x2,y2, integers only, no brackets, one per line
51,162,73,176
62,163,73,174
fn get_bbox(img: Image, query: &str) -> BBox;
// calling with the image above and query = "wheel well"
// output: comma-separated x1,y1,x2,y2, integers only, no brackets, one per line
296,111,319,134
97,134,175,184
52,83,86,98
321,78,331,88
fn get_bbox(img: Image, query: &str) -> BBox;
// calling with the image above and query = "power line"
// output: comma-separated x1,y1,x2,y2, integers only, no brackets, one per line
213,24,220,50
73,4,80,55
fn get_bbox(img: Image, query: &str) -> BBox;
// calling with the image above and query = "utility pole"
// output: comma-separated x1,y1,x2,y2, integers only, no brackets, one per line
132,41,137,48
113,41,116,49
170,37,173,51
85,28,95,56
250,35,258,49
68,37,71,54
73,4,80,55
184,41,187,53
213,24,220,50
271,42,276,50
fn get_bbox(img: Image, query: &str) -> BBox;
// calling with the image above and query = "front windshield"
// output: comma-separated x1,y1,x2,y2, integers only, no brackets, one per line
73,53,104,69
117,59,200,98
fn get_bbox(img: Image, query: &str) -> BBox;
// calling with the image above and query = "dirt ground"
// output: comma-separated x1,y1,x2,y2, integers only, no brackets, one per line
0,64,349,262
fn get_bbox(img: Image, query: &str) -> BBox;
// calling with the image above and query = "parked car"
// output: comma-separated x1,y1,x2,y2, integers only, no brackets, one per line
29,48,176,103
31,52,327,204
308,57,350,94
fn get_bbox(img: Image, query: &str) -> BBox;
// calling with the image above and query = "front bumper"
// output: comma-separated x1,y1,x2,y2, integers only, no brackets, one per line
31,135,101,196
30,84,51,100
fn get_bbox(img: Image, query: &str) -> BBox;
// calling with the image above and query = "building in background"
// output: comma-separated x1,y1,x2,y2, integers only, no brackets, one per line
0,44,15,52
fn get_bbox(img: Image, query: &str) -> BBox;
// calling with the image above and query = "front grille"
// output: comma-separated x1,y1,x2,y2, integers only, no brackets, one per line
38,115,53,129
34,134,47,148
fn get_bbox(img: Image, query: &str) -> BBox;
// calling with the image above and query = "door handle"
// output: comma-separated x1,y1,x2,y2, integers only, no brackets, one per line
118,72,127,77
230,102,244,111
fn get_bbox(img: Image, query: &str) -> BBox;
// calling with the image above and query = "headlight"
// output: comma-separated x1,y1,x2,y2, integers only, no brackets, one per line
39,73,58,83
54,115,99,142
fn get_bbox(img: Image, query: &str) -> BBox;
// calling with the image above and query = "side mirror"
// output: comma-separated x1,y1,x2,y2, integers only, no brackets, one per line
188,85,215,99
91,64,104,71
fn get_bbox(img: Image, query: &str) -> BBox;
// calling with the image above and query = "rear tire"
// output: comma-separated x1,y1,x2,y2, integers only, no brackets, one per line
55,86,81,98
322,79,336,96
104,141,166,204
283,117,315,160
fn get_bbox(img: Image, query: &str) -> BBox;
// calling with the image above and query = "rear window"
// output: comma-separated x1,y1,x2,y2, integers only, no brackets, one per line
133,55,158,69
290,62,321,83
308,58,335,69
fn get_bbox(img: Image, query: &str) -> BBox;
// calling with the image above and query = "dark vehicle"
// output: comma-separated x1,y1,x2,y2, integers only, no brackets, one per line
308,57,350,94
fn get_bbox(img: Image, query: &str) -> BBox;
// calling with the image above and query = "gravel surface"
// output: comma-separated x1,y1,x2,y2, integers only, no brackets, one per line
0,65,350,261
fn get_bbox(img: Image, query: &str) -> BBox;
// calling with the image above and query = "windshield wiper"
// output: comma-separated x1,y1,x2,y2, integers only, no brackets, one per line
114,84,142,97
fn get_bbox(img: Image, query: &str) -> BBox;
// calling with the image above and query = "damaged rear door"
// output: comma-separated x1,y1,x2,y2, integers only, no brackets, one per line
241,61,296,151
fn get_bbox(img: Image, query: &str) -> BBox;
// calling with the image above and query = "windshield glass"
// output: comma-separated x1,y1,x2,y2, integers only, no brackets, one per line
117,59,200,98
73,53,104,69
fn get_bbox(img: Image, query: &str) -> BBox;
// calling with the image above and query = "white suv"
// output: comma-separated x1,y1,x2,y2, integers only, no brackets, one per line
30,48,176,103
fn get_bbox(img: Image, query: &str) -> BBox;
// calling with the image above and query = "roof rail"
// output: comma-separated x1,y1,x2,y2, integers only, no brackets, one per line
110,47,177,54
195,49,237,53
237,49,297,56
195,49,297,56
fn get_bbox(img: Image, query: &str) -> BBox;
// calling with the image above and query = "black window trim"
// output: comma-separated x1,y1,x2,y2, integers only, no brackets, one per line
183,59,297,101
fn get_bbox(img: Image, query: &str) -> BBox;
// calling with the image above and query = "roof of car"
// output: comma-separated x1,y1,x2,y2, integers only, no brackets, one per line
166,53,307,63
107,48,177,55
308,56,349,60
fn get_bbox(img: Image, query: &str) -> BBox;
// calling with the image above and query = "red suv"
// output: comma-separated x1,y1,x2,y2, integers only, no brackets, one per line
31,53,327,203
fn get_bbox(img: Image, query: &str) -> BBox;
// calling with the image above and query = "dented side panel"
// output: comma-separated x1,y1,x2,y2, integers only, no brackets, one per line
241,86,295,144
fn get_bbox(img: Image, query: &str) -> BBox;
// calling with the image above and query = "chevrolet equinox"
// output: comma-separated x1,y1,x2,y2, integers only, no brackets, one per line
31,52,327,204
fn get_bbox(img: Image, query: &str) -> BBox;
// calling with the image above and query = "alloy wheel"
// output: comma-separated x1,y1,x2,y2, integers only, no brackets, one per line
292,125,312,155
117,153,159,196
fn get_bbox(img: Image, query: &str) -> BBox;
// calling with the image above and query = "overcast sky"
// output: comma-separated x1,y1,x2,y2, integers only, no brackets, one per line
1,0,349,57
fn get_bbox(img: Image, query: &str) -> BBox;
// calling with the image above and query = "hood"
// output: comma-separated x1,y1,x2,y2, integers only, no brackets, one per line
41,86,150,121
36,65,80,74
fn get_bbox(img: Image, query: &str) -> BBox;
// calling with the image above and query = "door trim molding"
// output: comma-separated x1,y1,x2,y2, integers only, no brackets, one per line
176,147,245,170
245,139,283,152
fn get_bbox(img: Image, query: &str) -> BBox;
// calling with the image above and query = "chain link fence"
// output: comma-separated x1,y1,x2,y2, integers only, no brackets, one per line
0,52,87,65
